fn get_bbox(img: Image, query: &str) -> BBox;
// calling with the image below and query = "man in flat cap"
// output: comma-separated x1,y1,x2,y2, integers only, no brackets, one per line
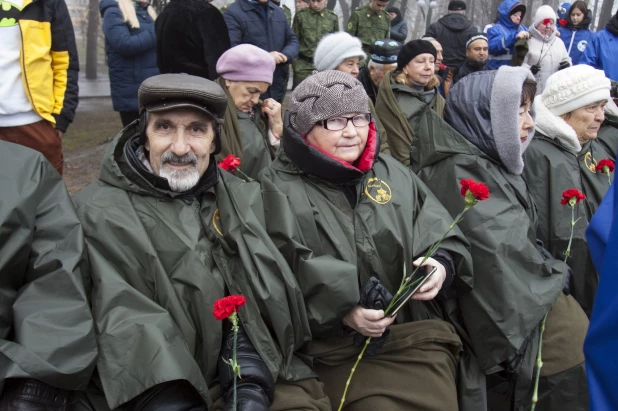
73,73,329,411
358,38,401,104
453,32,494,84
425,0,478,70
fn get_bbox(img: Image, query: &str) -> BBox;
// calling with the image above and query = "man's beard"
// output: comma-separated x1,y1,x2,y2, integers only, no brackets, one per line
467,57,487,70
158,151,201,192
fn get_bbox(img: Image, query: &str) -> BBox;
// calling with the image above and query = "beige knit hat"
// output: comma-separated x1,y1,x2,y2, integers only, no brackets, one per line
541,65,610,116
288,70,370,136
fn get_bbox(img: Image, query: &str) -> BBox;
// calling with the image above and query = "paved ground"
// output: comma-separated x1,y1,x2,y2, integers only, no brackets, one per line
64,97,118,195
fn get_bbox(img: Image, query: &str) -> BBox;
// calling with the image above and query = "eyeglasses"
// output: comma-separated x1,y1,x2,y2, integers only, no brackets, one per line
318,113,371,131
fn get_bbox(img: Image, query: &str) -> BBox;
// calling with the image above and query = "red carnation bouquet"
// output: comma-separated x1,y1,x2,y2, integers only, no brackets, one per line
338,179,490,411
213,295,247,411
531,188,586,410
218,154,253,181
596,159,615,186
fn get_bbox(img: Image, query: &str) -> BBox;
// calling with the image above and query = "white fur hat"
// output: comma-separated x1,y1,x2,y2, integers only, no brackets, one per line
541,64,611,116
533,5,557,27
313,32,366,72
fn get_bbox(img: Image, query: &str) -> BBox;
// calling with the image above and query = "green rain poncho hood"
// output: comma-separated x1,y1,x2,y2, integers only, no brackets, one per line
522,97,616,316
73,126,315,409
415,68,581,410
0,142,97,393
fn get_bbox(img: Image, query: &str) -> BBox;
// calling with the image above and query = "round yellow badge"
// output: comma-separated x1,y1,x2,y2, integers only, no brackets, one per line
584,152,598,173
364,177,392,204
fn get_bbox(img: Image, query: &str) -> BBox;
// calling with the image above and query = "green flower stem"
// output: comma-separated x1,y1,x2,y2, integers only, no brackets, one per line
605,168,612,187
531,202,578,410
230,312,240,411
235,169,254,182
337,337,370,411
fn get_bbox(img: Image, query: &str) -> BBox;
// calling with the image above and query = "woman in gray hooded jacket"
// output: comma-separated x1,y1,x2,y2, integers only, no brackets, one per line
413,66,590,411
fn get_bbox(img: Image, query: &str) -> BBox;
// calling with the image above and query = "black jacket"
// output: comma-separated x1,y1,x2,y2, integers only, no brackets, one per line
155,0,230,80
453,59,494,84
426,13,478,68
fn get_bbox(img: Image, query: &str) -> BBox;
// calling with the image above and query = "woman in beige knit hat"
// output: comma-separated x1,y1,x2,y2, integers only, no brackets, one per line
523,64,614,318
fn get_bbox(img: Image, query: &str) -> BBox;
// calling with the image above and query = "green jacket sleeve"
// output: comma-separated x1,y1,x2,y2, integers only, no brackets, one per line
258,174,360,336
346,12,358,36
419,156,565,373
74,188,209,409
0,149,96,390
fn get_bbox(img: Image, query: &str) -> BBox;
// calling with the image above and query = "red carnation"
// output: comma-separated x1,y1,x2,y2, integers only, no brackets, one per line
213,295,247,321
218,154,241,172
460,179,490,201
560,188,586,205
559,19,568,27
543,18,552,25
596,159,615,186
596,159,615,173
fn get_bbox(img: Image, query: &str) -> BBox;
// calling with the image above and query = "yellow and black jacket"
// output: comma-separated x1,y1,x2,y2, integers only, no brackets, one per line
13,0,79,131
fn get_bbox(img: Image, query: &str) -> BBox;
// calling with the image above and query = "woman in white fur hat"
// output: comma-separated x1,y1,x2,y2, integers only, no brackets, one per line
522,5,571,94
522,64,615,318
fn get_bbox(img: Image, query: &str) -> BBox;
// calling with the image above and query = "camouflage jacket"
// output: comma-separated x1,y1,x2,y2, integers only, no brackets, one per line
292,7,339,59
346,4,390,52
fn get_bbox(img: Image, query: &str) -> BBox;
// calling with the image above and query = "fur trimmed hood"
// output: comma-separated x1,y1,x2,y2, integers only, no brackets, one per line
533,98,581,153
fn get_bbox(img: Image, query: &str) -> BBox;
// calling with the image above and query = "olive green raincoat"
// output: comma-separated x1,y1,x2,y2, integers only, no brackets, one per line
597,109,618,157
523,134,615,317
216,78,275,179
375,71,449,164
416,69,589,410
73,128,315,409
0,142,97,392
258,115,474,409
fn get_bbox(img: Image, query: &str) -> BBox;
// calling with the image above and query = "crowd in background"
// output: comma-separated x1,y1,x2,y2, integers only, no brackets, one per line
1,0,618,409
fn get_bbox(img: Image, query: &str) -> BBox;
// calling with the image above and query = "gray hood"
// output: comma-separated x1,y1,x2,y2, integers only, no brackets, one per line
444,66,536,174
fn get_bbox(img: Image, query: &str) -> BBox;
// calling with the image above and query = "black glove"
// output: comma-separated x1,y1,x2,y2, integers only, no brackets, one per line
219,323,274,411
353,277,394,356
120,380,207,411
530,64,541,75
0,378,71,411
558,60,571,70
535,239,554,261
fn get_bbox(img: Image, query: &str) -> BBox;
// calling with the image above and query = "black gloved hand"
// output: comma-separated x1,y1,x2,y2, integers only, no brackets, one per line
535,239,554,261
563,266,574,295
219,323,274,411
121,380,207,411
530,64,541,75
353,277,394,356
558,60,571,70
225,382,270,411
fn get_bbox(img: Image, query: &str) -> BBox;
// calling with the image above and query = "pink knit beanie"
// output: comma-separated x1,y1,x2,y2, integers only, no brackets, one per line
216,44,276,85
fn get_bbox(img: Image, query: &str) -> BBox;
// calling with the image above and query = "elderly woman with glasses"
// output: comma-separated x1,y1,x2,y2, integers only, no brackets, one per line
257,70,473,410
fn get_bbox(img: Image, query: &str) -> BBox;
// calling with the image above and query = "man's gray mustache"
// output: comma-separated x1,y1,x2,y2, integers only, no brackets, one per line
161,152,197,167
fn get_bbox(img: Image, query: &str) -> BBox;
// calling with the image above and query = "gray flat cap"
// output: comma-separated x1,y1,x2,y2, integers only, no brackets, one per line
138,74,227,120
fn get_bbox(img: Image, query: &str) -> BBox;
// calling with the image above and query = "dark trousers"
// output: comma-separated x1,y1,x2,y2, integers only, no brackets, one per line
0,120,63,175
119,111,140,127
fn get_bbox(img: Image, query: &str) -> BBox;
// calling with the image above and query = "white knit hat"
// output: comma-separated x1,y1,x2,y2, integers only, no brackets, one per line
313,32,366,72
533,5,557,27
541,65,611,116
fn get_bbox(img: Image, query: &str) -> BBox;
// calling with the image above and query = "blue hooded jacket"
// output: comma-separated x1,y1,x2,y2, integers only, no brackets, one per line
101,0,159,112
580,16,618,82
487,0,528,69
585,179,618,411
557,8,596,65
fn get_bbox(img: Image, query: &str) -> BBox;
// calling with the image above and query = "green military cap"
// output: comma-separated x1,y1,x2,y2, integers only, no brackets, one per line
369,39,402,64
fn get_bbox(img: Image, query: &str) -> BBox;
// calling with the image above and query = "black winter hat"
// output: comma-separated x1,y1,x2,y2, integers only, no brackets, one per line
396,40,437,71
448,0,466,11
370,39,402,64
509,3,526,17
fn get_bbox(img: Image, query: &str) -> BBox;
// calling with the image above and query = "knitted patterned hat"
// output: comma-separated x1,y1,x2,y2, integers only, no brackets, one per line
313,32,366,72
288,70,370,136
216,44,276,84
541,65,610,116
